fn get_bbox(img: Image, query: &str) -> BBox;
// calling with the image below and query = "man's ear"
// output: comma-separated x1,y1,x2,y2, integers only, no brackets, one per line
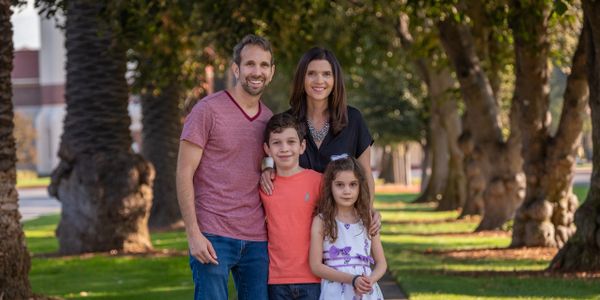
231,62,240,81
267,64,275,83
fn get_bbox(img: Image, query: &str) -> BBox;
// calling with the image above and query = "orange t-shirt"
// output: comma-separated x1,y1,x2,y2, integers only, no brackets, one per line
259,169,322,284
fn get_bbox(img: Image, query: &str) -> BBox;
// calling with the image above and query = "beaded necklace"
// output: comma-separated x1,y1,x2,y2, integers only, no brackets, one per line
307,119,330,142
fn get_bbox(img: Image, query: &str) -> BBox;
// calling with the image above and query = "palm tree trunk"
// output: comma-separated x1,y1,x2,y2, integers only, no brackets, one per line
549,1,600,270
0,1,31,297
141,83,182,229
49,1,153,254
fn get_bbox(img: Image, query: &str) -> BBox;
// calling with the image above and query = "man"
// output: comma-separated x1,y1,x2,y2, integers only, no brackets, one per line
177,34,275,300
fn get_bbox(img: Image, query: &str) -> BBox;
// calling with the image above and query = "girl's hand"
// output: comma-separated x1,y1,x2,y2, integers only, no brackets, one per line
260,167,276,195
353,275,372,295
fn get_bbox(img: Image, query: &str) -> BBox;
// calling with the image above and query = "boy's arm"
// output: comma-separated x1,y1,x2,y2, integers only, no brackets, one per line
309,216,357,285
176,140,218,264
367,233,387,283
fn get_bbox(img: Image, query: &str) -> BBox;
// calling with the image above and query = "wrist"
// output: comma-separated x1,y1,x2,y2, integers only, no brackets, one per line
351,275,361,289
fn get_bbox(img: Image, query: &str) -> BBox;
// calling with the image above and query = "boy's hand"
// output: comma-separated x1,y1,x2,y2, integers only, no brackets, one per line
260,167,276,195
189,234,218,265
369,210,382,236
353,275,373,295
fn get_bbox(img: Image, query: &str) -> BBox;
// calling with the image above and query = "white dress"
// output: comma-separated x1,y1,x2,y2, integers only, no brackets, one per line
320,219,384,300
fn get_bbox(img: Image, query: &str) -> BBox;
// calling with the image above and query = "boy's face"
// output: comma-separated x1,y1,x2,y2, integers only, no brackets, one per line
264,128,306,172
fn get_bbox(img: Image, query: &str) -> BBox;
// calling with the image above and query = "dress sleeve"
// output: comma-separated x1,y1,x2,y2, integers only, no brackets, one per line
352,107,374,157
180,100,214,148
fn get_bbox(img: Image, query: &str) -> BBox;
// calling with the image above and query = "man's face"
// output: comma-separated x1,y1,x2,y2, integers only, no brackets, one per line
233,45,275,96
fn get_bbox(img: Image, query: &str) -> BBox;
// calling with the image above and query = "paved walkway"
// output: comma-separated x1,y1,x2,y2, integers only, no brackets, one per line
380,272,409,299
18,187,60,221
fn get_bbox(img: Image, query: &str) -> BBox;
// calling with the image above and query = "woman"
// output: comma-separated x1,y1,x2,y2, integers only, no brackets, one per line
261,47,375,202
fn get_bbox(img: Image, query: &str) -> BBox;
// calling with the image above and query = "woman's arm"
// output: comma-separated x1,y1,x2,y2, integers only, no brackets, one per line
357,146,375,205
367,233,387,283
357,146,381,235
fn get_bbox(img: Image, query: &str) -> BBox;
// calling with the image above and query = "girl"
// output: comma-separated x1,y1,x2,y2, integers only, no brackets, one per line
309,156,386,300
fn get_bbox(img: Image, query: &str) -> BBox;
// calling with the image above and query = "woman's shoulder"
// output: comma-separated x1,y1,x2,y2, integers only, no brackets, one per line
346,105,365,119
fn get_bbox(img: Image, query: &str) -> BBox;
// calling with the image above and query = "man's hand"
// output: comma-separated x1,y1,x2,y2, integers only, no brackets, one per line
189,234,218,265
260,167,276,195
369,210,382,236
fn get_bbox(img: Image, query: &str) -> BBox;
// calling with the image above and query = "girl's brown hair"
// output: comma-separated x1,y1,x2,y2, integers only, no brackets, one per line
316,157,372,242
289,47,348,135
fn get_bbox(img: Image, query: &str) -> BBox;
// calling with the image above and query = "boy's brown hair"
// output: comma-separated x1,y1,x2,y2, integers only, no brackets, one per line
264,112,307,145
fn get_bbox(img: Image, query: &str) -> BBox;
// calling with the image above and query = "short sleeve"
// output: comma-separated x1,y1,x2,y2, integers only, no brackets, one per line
351,107,373,157
180,101,213,148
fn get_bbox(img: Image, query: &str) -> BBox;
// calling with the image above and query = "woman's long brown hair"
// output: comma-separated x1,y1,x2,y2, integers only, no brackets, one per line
289,47,348,134
316,157,372,242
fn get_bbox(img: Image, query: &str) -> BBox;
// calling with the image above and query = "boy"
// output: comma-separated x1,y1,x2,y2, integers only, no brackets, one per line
260,112,322,300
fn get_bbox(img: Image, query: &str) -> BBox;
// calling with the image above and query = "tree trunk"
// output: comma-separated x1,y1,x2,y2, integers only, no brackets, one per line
511,2,588,248
141,83,183,229
48,1,153,254
550,2,600,270
439,18,525,230
437,91,466,211
396,13,455,203
457,131,485,217
0,2,31,297
414,102,449,202
419,140,431,192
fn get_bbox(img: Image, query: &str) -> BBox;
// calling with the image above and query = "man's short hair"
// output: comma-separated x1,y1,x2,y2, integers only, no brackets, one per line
233,34,274,66
264,112,306,144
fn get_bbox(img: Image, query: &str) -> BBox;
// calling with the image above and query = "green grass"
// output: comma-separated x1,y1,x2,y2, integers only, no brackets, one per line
25,189,600,299
24,215,236,300
376,193,600,300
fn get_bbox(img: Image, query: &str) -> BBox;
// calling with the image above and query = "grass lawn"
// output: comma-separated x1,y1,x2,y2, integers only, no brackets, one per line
377,193,600,300
24,189,600,299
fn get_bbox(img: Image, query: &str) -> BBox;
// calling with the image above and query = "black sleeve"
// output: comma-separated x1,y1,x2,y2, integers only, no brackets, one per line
349,106,373,158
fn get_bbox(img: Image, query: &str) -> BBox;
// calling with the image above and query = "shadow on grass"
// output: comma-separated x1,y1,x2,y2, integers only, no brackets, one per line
375,193,418,203
382,218,458,225
398,271,600,299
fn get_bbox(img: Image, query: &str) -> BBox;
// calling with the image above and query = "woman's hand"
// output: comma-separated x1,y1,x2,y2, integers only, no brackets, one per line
369,210,382,236
260,167,276,195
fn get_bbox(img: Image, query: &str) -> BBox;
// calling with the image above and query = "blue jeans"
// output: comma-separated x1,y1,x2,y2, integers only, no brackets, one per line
189,233,269,300
268,283,321,300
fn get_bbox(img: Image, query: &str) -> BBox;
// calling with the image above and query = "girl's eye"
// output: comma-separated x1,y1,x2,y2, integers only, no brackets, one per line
350,182,358,187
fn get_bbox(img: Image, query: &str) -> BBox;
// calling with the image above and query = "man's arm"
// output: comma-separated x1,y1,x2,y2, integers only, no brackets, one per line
176,140,218,264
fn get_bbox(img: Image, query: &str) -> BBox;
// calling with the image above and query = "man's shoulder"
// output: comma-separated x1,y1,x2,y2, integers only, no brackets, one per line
199,91,229,106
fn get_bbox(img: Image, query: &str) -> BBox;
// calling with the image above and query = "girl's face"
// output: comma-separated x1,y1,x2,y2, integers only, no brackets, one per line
304,59,334,104
331,170,360,209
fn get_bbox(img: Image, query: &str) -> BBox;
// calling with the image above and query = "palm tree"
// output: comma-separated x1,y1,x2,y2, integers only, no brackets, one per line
48,0,153,254
0,0,32,297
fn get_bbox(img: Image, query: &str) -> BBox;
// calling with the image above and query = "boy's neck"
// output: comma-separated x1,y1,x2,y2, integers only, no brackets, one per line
276,165,304,177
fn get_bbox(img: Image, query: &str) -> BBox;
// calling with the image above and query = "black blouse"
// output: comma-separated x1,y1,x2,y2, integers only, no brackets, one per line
298,106,373,173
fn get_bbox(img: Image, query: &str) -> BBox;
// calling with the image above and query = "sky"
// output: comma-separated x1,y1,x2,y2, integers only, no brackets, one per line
11,0,41,50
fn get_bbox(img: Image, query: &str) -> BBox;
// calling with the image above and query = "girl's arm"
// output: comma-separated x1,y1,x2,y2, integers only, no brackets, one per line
367,233,387,283
309,216,356,285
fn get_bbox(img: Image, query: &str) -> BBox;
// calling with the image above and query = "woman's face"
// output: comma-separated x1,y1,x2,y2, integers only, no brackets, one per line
304,59,334,104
